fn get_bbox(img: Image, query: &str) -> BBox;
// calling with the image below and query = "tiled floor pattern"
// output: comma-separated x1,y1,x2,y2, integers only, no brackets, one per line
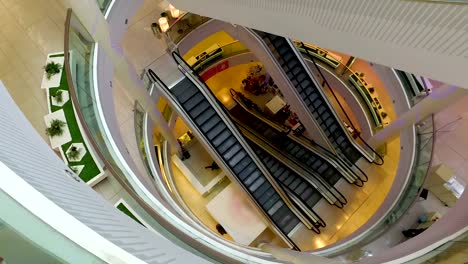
122,0,184,87
0,0,68,142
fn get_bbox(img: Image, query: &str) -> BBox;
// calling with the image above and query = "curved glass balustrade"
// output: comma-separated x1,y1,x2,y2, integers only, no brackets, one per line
406,229,468,263
96,0,113,13
0,189,103,264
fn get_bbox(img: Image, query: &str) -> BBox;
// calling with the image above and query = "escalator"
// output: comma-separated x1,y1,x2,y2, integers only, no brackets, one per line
242,129,326,232
148,54,317,250
251,30,373,164
227,92,356,200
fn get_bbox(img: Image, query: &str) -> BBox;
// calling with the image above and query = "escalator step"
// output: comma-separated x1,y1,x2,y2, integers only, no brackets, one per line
295,182,307,194
258,187,276,205
282,52,293,62
244,168,260,186
264,195,281,211
267,200,284,215
227,150,247,167
176,87,198,104
249,177,266,192
234,156,255,175
283,175,295,186
195,109,216,127
211,130,232,147
300,188,313,200
190,101,211,120
300,79,311,90
184,93,205,112
223,143,242,160
255,181,272,197
199,115,221,132
217,138,237,156
289,178,302,190
291,67,301,76
296,73,307,83
283,218,300,234
205,123,226,140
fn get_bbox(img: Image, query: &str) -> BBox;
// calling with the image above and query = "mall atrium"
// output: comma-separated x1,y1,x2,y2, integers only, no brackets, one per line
0,0,467,263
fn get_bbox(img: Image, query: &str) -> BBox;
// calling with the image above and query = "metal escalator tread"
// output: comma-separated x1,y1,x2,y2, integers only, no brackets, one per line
170,78,302,236
283,217,301,234
273,206,299,234
189,100,210,119
256,31,362,163
205,122,226,140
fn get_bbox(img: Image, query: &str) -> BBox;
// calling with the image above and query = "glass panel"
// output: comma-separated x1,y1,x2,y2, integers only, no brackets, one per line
0,190,103,264
405,230,468,263
0,219,65,264
96,0,112,13
67,12,133,189
134,101,154,179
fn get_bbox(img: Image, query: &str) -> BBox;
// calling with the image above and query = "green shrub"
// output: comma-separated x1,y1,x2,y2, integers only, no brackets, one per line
53,90,63,103
69,166,80,174
45,119,66,137
44,62,62,80
67,146,81,160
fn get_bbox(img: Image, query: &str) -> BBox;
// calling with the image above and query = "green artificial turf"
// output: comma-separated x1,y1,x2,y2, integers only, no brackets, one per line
116,203,144,226
48,58,101,183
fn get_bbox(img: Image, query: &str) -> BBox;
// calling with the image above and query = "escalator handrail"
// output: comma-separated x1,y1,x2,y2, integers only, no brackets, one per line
296,135,369,183
231,93,362,187
148,68,301,250
233,116,347,208
299,41,384,165
282,187,325,231
231,92,353,179
230,89,290,133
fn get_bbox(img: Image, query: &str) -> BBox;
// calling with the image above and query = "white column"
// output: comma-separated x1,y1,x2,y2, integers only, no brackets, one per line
368,84,468,148
66,0,181,155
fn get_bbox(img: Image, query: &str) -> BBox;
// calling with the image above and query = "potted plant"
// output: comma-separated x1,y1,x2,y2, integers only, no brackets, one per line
67,146,81,160
69,166,79,174
43,61,62,80
45,119,66,137
53,90,63,103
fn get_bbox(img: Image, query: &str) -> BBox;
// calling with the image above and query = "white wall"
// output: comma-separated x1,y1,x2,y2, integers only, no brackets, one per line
170,0,468,88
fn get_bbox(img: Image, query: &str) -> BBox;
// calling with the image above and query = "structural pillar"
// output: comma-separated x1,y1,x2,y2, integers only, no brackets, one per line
368,84,468,148
65,0,181,155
